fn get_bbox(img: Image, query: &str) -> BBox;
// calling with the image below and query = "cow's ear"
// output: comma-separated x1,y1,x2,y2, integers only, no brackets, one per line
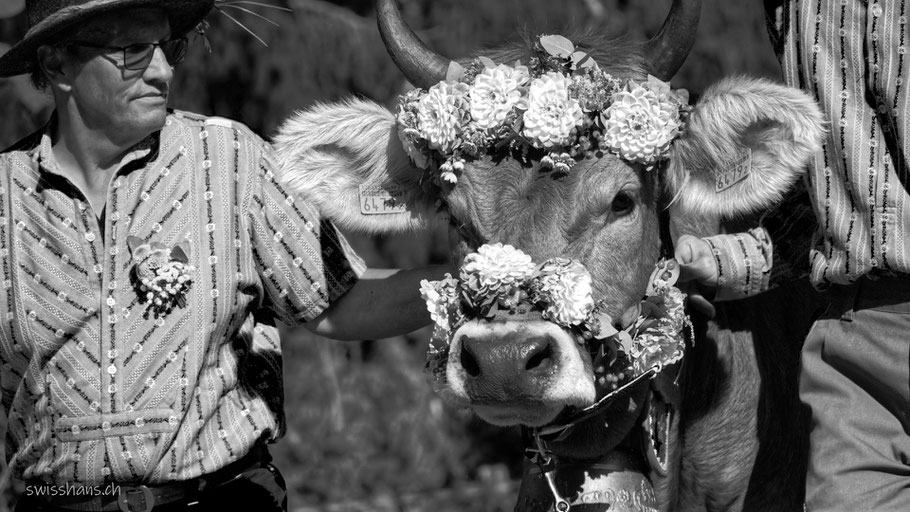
272,99,437,234
664,76,825,217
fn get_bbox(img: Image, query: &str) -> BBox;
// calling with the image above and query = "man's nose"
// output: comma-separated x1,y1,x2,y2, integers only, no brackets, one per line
144,46,174,83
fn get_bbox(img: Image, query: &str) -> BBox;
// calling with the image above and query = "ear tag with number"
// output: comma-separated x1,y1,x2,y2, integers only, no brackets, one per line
714,148,752,193
358,183,408,215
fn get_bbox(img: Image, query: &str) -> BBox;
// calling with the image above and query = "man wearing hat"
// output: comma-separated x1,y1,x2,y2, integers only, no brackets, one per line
0,1,447,511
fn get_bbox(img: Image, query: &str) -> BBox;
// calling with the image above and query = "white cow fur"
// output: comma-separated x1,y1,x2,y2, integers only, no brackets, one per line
272,99,435,234
666,76,826,217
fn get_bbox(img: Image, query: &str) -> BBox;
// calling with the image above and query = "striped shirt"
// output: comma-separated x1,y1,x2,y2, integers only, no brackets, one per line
0,110,364,486
771,0,910,287
711,0,910,296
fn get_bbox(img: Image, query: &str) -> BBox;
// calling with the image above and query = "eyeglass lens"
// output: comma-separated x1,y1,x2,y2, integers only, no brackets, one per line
123,38,188,70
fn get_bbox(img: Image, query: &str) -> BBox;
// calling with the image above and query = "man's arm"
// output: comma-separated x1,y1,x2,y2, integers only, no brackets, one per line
304,265,452,340
676,229,772,301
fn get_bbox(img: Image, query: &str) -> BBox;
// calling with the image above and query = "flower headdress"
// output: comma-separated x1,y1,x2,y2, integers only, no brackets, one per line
420,244,690,391
397,35,691,184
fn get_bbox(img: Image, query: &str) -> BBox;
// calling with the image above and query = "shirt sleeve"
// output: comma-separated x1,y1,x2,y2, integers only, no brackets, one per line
702,228,773,301
244,144,366,325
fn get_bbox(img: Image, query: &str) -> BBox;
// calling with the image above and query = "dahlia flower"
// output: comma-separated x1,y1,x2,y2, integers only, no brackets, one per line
601,83,682,165
533,258,595,326
469,64,530,130
460,243,535,307
417,81,471,153
522,72,584,148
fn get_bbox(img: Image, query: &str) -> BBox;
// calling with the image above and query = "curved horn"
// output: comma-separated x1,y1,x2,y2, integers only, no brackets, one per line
376,0,451,89
642,0,702,81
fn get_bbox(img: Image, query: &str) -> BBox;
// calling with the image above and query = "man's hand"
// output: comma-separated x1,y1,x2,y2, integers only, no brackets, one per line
675,234,718,287
674,234,718,318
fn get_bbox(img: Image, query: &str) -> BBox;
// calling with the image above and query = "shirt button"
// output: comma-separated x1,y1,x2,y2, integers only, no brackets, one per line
107,364,117,375
871,3,883,17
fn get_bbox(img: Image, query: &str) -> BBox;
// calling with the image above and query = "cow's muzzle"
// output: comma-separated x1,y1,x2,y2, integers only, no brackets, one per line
446,317,596,426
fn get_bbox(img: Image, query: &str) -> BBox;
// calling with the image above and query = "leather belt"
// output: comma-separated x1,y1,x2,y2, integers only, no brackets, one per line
27,444,271,512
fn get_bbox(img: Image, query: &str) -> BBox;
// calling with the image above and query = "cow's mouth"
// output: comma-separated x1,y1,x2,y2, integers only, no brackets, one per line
473,402,568,427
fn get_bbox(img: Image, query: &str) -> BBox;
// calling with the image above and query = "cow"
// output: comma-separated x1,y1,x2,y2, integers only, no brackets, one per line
272,0,826,510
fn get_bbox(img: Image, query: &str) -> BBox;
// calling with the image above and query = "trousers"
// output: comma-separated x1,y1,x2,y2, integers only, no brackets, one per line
801,275,910,511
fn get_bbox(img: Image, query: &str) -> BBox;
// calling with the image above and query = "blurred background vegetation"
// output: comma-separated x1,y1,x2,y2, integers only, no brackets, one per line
1,1,779,510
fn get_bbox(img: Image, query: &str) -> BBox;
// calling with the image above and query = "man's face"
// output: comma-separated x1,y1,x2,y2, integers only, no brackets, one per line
62,8,174,143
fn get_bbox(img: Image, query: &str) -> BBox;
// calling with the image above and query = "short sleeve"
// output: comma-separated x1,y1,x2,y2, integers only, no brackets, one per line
244,146,366,325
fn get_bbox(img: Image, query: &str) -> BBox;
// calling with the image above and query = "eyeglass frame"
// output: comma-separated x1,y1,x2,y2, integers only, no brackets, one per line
66,37,189,71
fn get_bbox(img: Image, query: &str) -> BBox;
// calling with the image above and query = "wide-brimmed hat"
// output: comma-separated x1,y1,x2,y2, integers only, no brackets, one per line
0,0,215,77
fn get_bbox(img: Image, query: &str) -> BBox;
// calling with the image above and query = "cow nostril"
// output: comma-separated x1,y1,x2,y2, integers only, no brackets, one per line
460,344,481,377
525,343,553,371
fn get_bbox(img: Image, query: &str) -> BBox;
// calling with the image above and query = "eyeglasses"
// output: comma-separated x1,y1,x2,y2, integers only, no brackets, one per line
68,37,189,71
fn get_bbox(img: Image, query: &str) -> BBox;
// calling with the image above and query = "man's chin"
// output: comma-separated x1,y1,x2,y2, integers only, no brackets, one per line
473,404,564,427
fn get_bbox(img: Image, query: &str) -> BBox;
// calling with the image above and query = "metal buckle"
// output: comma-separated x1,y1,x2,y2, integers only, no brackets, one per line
117,485,155,512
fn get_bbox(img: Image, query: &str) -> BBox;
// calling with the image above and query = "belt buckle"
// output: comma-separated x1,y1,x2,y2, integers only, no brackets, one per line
117,485,155,512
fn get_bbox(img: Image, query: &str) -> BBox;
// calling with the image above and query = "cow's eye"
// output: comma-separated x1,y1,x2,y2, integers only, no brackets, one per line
611,192,634,214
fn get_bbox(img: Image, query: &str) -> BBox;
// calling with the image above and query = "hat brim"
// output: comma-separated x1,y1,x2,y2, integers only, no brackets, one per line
0,0,214,77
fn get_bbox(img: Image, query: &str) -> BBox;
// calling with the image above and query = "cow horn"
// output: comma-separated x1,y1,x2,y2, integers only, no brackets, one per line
376,0,451,89
642,0,702,81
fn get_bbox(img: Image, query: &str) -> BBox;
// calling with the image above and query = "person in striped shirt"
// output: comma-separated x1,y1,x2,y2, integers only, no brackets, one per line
678,1,910,509
0,1,449,511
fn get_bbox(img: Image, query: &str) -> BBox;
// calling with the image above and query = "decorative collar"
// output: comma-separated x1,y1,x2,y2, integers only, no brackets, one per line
396,35,691,185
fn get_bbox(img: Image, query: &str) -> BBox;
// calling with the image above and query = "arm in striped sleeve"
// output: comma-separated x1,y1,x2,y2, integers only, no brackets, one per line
702,227,773,301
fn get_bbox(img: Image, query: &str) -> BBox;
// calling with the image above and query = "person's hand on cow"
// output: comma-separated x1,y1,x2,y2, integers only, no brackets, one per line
675,234,718,318
675,234,718,288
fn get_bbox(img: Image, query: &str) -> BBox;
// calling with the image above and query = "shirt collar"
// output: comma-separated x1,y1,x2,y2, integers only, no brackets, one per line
32,111,162,178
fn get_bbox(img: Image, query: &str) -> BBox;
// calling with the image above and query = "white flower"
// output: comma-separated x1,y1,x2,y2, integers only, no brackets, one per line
396,89,429,168
629,286,687,374
420,275,460,335
522,72,584,148
460,243,535,306
630,329,684,374
417,81,471,153
469,64,530,130
533,258,595,326
601,83,681,165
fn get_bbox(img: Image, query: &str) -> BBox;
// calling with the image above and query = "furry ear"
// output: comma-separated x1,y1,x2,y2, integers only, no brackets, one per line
665,76,825,217
272,99,438,234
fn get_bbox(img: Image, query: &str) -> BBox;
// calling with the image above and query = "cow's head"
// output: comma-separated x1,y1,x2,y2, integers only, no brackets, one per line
273,0,823,506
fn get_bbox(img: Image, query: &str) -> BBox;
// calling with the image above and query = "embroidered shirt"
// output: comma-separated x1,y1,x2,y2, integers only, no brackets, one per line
709,0,910,296
0,110,365,485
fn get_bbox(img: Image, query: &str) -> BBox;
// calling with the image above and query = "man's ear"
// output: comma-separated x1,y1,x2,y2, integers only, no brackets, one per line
665,76,825,217
272,98,438,234
36,45,75,93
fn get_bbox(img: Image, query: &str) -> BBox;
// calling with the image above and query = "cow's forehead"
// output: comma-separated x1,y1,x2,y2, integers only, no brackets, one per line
444,155,657,261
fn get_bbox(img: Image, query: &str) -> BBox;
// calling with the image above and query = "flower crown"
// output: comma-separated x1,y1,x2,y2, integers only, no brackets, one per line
420,243,689,391
396,35,691,184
